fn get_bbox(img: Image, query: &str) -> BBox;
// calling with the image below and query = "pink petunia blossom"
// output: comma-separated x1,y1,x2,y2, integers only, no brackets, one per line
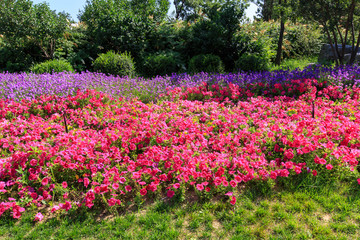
41,178,49,186
326,164,333,170
167,190,175,198
140,188,147,196
34,212,44,222
230,196,236,205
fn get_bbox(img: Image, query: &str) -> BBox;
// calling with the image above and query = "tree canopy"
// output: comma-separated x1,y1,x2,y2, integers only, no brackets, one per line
299,0,360,65
0,0,69,60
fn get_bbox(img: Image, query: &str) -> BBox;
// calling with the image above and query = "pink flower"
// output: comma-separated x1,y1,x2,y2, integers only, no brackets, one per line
140,188,147,196
63,192,68,199
125,185,132,192
167,190,175,198
326,164,333,170
0,181,5,190
214,177,222,186
34,212,44,222
230,196,236,205
62,181,68,188
41,178,49,186
61,201,72,211
229,180,237,188
196,184,204,191
132,172,141,179
173,183,180,189
294,166,302,174
30,159,37,166
108,198,116,206
270,171,277,179
129,143,136,151
285,161,293,169
234,175,242,182
312,170,317,176
51,205,60,213
357,179,360,185
94,186,101,194
119,177,126,184
112,183,119,190
225,192,233,196
84,178,90,188
284,149,294,160
319,158,327,165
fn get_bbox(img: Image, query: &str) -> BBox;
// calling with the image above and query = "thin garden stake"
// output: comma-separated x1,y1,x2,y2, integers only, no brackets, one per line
63,112,69,133
312,101,315,118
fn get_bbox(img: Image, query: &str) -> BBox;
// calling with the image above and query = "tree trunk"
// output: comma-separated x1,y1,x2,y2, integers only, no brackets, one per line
323,22,339,66
174,0,184,20
341,0,355,60
275,0,285,66
350,31,360,64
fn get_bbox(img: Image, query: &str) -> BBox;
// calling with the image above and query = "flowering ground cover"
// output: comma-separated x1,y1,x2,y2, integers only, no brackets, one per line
0,65,359,102
1,66,360,238
1,75,360,223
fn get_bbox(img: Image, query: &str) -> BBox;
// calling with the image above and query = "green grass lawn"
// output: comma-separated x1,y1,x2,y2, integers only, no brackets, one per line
270,57,322,71
2,174,360,240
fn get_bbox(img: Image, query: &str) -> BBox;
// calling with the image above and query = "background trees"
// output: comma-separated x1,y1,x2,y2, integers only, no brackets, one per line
299,0,360,65
0,0,69,71
1,0,359,74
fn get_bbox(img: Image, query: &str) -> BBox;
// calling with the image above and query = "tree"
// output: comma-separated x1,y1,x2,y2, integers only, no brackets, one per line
0,0,69,60
299,0,360,65
131,0,170,21
274,0,286,65
79,0,170,61
173,0,202,20
252,0,299,65
184,1,247,70
253,0,275,21
172,0,244,21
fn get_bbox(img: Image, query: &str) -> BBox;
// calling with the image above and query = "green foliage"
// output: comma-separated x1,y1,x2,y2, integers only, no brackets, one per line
298,0,360,65
241,20,324,60
147,21,187,55
54,23,95,72
184,1,247,71
30,59,74,74
235,53,270,72
141,51,185,77
130,0,170,22
79,0,158,62
188,54,224,73
0,0,69,60
0,44,36,72
269,56,317,71
93,51,136,77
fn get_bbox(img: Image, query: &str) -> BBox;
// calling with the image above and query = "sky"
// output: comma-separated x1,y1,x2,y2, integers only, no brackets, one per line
31,0,258,22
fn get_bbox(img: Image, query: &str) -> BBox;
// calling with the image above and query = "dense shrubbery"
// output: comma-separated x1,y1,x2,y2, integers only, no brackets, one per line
235,53,270,72
93,51,136,77
141,51,185,77
0,0,327,75
30,59,74,74
189,54,225,73
241,20,324,60
0,70,360,220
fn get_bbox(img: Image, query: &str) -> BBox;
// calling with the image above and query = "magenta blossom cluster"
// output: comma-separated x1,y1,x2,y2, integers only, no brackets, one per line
0,83,359,220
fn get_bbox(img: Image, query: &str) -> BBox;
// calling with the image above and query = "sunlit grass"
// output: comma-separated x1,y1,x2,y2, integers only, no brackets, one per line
270,56,322,71
1,176,360,239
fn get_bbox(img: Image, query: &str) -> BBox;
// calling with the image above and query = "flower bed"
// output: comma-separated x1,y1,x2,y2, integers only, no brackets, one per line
0,65,359,102
1,79,360,220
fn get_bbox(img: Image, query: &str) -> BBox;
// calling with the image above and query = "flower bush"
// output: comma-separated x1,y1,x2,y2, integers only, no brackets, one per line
0,76,360,220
